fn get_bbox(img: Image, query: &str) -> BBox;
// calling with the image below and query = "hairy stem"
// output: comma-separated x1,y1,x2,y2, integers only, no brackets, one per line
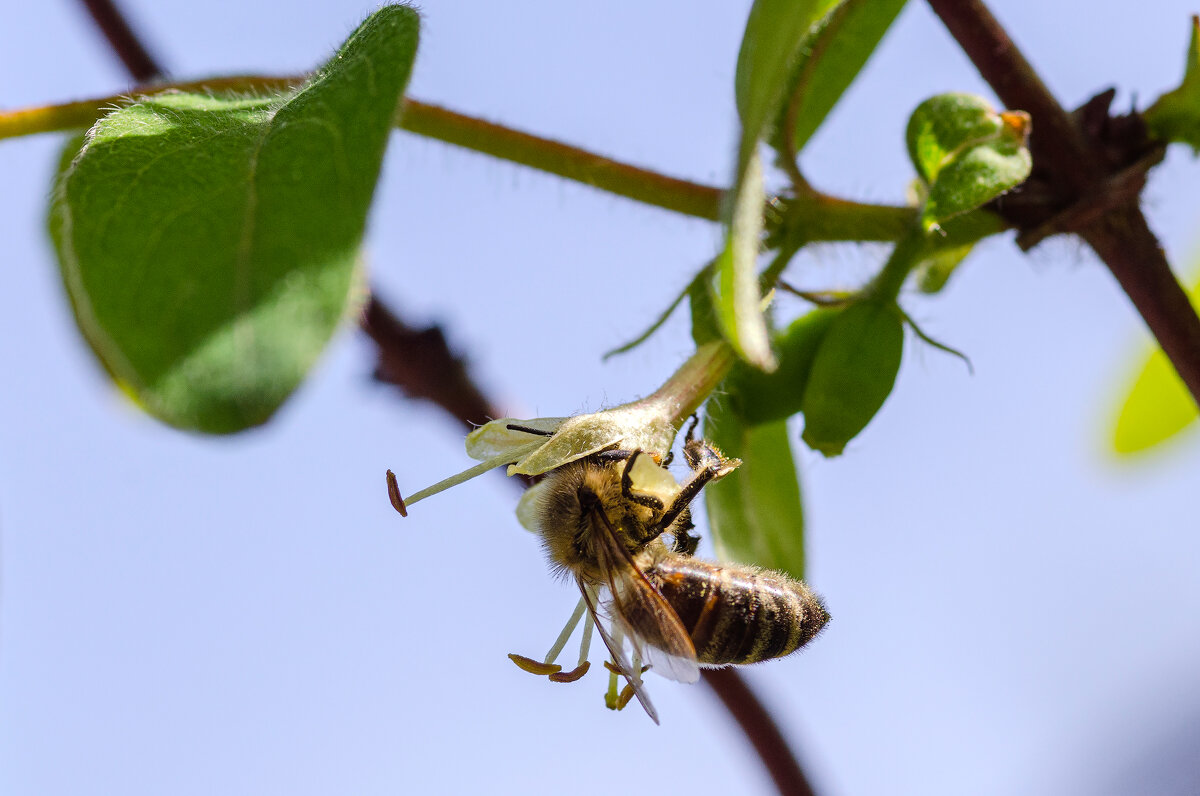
0,81,913,240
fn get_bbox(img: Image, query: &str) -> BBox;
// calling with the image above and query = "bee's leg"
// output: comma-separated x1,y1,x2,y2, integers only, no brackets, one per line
668,508,701,555
619,450,666,512
683,436,731,473
656,446,740,534
683,413,701,444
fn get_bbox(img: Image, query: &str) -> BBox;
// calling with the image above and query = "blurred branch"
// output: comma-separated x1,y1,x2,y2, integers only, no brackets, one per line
704,668,818,796
78,0,165,82
927,0,1200,409
360,296,503,431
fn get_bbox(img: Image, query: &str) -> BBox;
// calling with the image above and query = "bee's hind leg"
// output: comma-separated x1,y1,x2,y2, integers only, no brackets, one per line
668,508,701,556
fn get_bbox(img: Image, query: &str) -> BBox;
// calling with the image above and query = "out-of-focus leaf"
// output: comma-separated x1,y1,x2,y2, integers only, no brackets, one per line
704,402,807,580
724,306,842,424
915,241,974,293
711,149,775,370
49,6,419,433
689,264,722,347
774,0,908,156
1113,269,1200,454
800,299,904,456
1145,15,1200,153
734,0,831,163
718,0,831,370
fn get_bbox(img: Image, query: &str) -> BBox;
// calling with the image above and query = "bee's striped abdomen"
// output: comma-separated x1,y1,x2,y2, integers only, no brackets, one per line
648,557,829,666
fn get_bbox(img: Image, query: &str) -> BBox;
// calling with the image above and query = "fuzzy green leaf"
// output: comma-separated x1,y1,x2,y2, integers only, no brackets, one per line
1145,15,1200,153
800,299,904,456
906,93,1031,231
704,403,807,580
774,0,908,156
734,0,832,162
50,6,419,433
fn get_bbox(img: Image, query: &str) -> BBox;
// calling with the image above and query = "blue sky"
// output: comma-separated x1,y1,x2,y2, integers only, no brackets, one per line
3,1,1199,794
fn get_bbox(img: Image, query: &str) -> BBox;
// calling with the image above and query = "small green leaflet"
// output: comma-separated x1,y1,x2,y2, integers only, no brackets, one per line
905,93,1031,232
704,402,807,580
50,6,419,433
1145,15,1200,153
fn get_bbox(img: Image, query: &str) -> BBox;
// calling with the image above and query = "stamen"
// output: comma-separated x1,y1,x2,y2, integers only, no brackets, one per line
548,661,590,683
544,597,586,666
400,444,540,509
508,653,561,676
385,470,407,516
577,611,594,668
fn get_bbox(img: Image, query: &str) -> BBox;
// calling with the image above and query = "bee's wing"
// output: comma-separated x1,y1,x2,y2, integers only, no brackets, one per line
589,507,701,685
579,581,659,725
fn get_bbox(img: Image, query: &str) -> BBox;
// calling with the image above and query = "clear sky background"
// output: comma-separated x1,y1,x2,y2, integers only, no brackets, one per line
3,2,1200,794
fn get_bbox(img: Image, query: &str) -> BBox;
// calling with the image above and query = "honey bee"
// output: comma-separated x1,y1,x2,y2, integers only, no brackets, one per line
513,420,830,722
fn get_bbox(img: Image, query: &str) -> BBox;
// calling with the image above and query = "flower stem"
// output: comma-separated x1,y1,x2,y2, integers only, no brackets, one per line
646,341,738,430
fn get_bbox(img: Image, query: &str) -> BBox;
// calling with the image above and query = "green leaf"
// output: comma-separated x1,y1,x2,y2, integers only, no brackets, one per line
704,402,807,580
689,263,722,347
734,0,832,162
1145,15,1200,152
716,0,831,370
724,306,842,424
915,241,974,293
800,299,904,456
1112,268,1200,454
774,0,908,157
905,93,1031,231
49,6,420,433
711,149,775,370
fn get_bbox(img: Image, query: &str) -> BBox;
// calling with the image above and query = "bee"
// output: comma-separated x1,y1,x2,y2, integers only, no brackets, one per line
513,420,830,722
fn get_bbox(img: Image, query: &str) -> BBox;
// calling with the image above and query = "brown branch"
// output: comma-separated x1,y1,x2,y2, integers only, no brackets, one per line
703,669,817,796
78,0,165,82
927,0,1200,408
360,296,503,431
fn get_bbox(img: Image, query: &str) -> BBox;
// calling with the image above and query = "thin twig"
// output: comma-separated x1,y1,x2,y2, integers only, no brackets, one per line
704,668,818,796
360,296,503,431
78,0,165,82
926,0,1200,408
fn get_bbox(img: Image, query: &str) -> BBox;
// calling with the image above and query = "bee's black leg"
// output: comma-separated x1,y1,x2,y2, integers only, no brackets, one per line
669,509,700,556
657,444,740,534
619,450,665,512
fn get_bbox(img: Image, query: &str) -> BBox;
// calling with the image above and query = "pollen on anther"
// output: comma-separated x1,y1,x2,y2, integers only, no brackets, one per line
386,470,408,517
